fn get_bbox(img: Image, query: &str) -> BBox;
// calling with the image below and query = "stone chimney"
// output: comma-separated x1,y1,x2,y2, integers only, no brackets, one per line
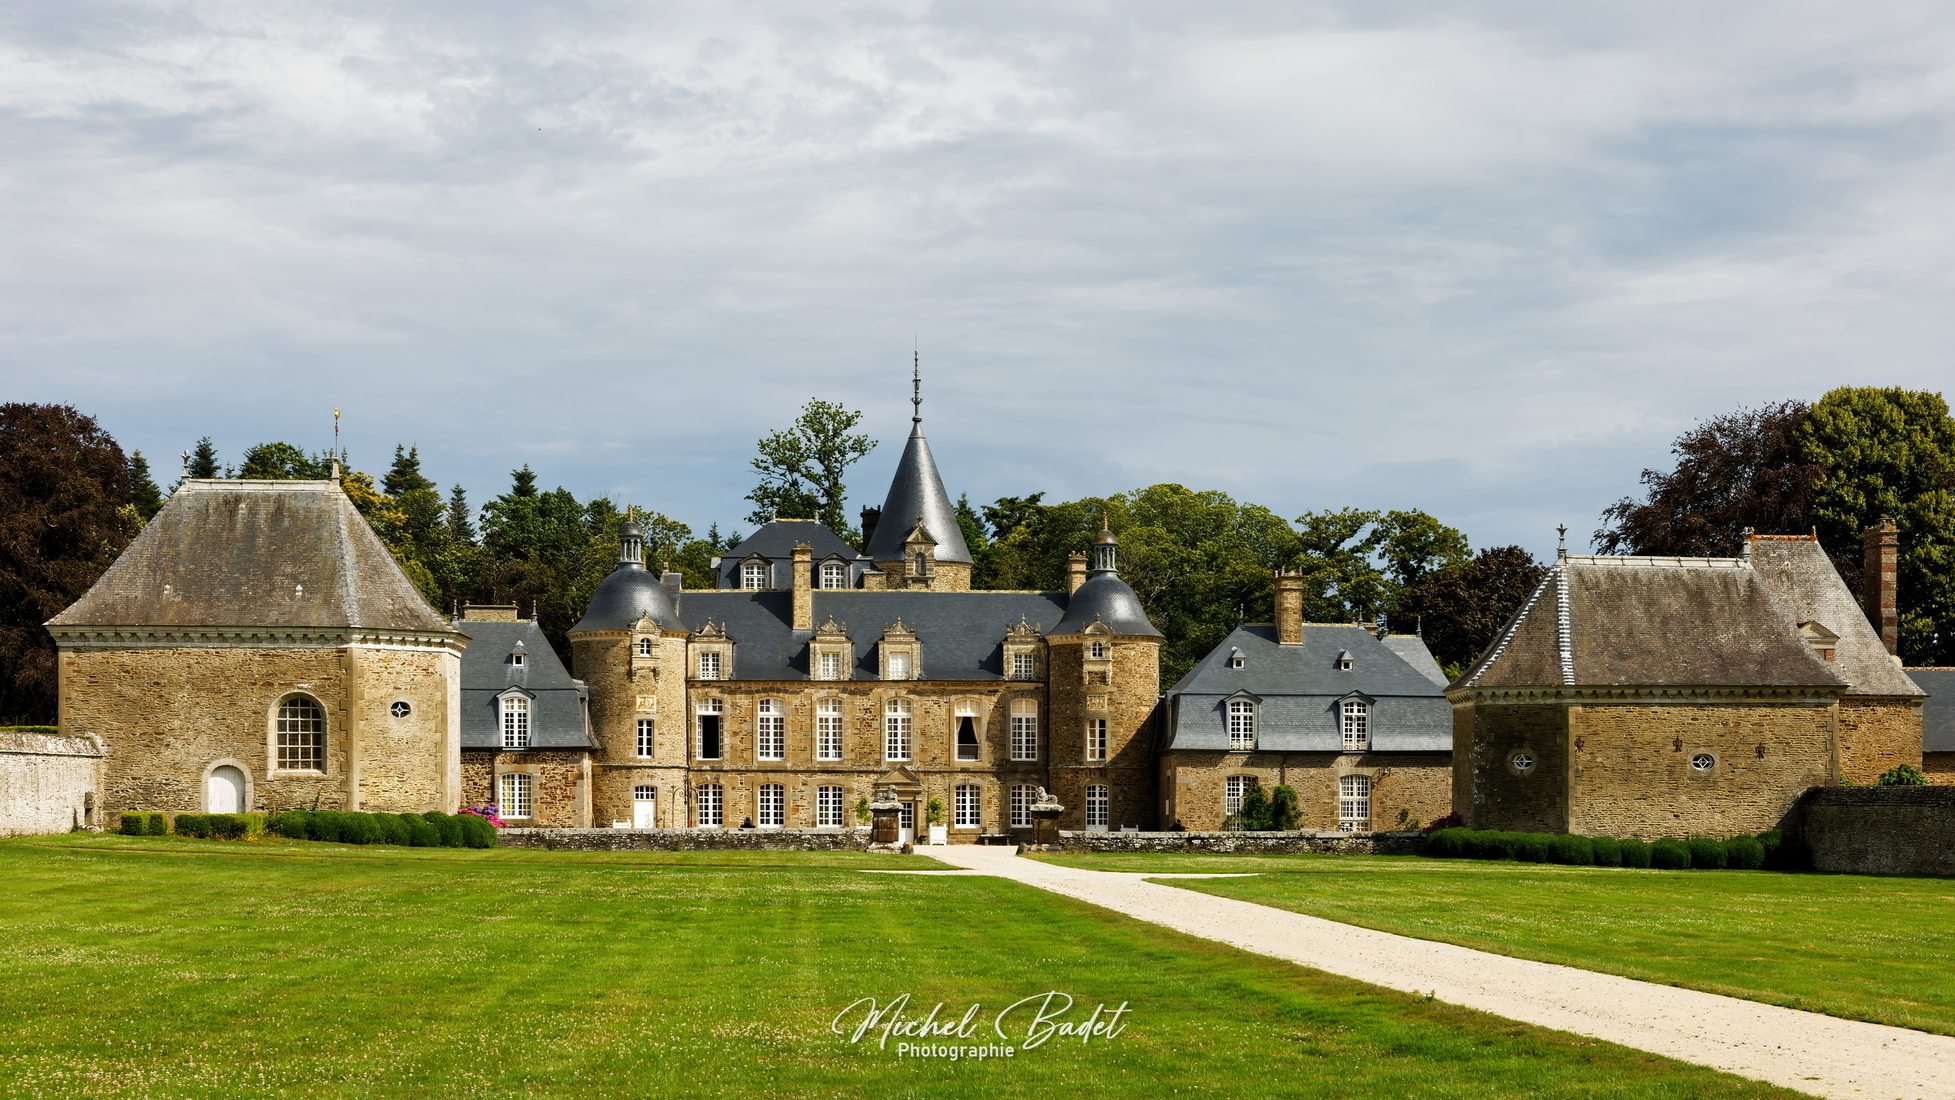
859,506,882,552
1862,518,1899,655
791,543,814,631
1275,569,1304,646
461,602,520,623
1066,552,1088,595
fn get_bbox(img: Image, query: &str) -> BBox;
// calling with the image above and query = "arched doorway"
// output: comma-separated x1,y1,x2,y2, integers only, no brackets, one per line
206,764,246,813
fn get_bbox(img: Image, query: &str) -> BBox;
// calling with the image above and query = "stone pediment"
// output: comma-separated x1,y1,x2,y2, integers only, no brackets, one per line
875,766,924,797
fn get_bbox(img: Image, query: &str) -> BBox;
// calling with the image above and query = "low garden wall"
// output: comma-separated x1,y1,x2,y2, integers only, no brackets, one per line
500,827,874,852
0,729,103,837
1797,786,1955,877
1052,830,1423,855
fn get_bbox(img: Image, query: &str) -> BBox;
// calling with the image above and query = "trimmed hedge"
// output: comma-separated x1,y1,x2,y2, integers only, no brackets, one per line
1725,836,1766,870
1650,839,1691,869
266,810,494,849
171,813,260,840
119,812,167,837
1423,827,1799,871
1687,838,1728,870
1618,839,1652,868
1588,836,1622,868
1546,834,1593,866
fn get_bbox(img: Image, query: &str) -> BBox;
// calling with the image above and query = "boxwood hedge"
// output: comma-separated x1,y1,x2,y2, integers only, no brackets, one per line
1421,827,1797,871
265,810,494,849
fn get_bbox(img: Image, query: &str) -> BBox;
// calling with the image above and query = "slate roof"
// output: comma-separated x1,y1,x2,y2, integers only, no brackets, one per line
1163,624,1450,752
571,561,684,634
1908,668,1955,753
1381,635,1450,686
49,479,454,635
1457,556,1845,691
1747,535,1923,697
1051,570,1162,637
454,619,592,750
862,422,973,565
724,519,862,563
678,589,1067,681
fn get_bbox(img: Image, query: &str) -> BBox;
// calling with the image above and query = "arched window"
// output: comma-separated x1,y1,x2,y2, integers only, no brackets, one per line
1341,700,1369,752
742,560,768,590
756,699,784,761
275,694,326,772
1227,700,1256,750
820,561,847,589
637,637,653,657
501,694,531,749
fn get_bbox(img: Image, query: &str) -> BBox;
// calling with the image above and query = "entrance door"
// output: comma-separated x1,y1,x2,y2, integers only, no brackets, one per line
898,801,916,845
206,765,245,813
632,786,657,829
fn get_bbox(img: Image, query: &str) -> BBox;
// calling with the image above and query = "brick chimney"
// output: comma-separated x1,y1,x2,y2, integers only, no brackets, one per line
1066,552,1088,595
790,543,814,631
1275,569,1304,646
1862,518,1899,655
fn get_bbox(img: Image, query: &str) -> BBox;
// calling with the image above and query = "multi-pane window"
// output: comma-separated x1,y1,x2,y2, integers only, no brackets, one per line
955,710,980,761
696,784,724,827
757,783,784,827
1009,699,1039,762
1086,785,1109,830
756,699,784,761
885,699,912,761
954,784,981,827
1225,775,1256,816
1086,718,1108,762
1341,700,1370,752
1010,784,1035,828
820,561,847,589
1338,775,1372,832
1088,641,1110,659
499,772,533,819
696,699,723,760
816,699,843,761
816,651,843,680
742,560,768,590
275,694,326,771
1228,700,1256,750
637,638,654,657
698,651,722,680
635,718,655,758
816,785,844,827
887,651,910,680
501,694,531,749
1010,652,1035,680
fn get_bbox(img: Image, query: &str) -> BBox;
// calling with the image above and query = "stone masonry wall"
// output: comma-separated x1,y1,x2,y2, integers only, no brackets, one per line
1047,636,1159,832
1836,697,1924,784
343,646,459,813
499,826,873,851
1925,752,1955,785
1797,786,1955,876
0,731,103,836
1052,830,1424,856
464,749,590,829
1161,751,1451,831
1456,700,1568,834
573,630,690,828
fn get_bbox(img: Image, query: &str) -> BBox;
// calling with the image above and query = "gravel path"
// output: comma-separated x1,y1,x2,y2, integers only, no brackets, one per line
925,844,1955,1100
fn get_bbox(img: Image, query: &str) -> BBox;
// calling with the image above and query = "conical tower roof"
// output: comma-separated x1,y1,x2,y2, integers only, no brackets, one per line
862,367,972,565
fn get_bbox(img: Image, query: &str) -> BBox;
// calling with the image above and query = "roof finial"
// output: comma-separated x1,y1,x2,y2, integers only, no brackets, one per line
1556,523,1568,561
912,339,922,424
330,408,342,483
179,448,192,478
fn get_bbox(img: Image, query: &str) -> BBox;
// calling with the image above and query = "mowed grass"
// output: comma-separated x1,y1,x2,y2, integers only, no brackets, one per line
1036,851,1955,1036
0,837,1798,1099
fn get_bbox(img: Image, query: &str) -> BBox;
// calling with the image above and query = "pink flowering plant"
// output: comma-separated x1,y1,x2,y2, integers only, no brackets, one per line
462,804,507,828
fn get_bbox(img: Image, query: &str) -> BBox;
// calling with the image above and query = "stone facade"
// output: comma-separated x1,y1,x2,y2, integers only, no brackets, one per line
0,730,104,836
1162,750,1452,832
1053,829,1423,856
1837,697,1925,784
1926,753,1955,784
462,749,591,828
1797,786,1955,876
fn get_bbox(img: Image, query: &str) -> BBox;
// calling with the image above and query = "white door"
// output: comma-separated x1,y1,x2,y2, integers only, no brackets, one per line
206,765,245,813
632,787,657,829
898,801,915,845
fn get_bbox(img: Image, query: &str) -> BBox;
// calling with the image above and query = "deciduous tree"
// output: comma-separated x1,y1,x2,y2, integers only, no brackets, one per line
744,399,876,533
1595,401,1819,558
1395,546,1548,678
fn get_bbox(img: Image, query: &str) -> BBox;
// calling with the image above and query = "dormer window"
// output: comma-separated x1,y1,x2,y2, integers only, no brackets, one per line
887,651,910,680
817,651,843,680
1336,650,1353,672
1228,648,1244,670
636,638,653,657
820,561,848,589
1089,641,1110,660
698,651,722,680
501,694,531,749
1341,699,1370,752
1228,699,1256,750
741,560,768,590
511,650,526,668
1010,652,1035,680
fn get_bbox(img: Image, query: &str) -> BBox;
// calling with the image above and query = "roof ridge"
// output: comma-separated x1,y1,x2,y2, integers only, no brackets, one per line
1554,563,1575,685
1463,567,1557,688
1567,554,1749,568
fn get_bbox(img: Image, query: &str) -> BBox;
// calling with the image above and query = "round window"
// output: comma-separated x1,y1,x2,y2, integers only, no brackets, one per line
389,700,412,719
1510,751,1536,775
1690,752,1714,773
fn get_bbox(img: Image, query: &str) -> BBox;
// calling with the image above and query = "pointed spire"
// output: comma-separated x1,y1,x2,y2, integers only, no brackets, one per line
863,350,972,565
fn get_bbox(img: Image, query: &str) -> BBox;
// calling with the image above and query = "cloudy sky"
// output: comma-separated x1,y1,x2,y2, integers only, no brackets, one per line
4,2,1951,558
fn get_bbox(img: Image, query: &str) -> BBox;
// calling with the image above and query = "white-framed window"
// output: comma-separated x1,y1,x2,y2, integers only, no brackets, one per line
816,650,843,680
1089,640,1110,659
1010,699,1039,762
1337,654,1353,671
1228,700,1256,750
954,784,981,828
1010,651,1035,680
696,783,723,827
274,694,327,771
1228,648,1244,669
817,785,844,827
633,783,655,806
955,704,981,761
501,694,531,749
1225,775,1256,816
758,783,784,827
886,651,910,680
1086,718,1108,762
635,718,655,758
816,699,843,761
637,637,653,657
698,651,722,680
511,650,525,668
820,561,847,589
885,699,912,761
1341,700,1369,752
1086,785,1109,830
696,698,723,760
1010,784,1036,828
757,698,784,761
742,560,768,590
499,772,533,819
1339,774,1372,832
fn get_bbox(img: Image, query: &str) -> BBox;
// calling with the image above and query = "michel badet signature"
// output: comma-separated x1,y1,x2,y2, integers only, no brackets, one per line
831,992,1132,1051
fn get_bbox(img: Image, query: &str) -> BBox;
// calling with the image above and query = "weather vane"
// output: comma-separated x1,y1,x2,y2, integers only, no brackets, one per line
911,339,922,424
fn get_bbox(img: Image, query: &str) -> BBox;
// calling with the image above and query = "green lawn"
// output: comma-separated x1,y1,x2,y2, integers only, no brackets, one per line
0,837,1797,1099
1035,851,1955,1036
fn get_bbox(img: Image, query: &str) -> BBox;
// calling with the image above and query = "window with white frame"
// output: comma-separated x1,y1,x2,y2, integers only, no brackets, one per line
511,649,525,668
886,650,910,680
1338,774,1371,832
696,698,723,760
1010,651,1035,680
816,650,843,681
697,651,722,680
1010,699,1039,762
1225,775,1257,816
1341,700,1370,752
1086,718,1108,762
499,772,533,819
1228,648,1244,669
820,561,847,589
696,783,723,827
955,704,980,761
885,699,912,761
816,699,843,761
1089,640,1110,659
1010,784,1035,828
501,694,531,749
757,698,784,760
637,637,654,657
816,785,844,827
757,783,784,827
635,718,655,758
742,560,768,590
1227,700,1256,750
1086,785,1109,830
275,694,327,771
954,784,981,828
